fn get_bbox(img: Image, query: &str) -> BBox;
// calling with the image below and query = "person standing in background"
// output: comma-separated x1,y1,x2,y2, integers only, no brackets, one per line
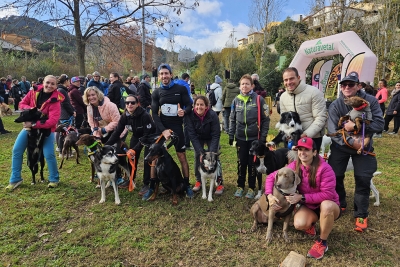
221,79,240,133
374,79,388,138
19,76,30,96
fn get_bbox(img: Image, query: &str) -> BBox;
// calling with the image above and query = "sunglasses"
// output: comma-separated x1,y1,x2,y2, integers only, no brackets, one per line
125,101,137,105
340,83,356,88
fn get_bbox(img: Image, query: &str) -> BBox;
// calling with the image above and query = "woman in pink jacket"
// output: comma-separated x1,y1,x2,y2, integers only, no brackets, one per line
6,75,64,190
265,137,340,260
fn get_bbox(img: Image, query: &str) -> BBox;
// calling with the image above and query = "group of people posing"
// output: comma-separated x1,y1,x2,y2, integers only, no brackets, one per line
5,64,390,260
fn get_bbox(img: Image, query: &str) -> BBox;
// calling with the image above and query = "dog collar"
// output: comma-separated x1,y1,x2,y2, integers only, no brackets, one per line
353,102,368,111
274,184,294,197
87,141,99,149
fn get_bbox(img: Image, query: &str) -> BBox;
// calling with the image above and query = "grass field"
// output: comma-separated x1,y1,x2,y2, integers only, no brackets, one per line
1,108,399,267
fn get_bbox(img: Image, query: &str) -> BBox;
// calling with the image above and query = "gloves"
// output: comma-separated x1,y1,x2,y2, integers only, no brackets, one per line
101,128,107,134
229,138,234,146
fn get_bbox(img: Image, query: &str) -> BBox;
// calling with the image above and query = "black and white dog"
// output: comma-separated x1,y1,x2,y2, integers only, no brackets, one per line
142,133,185,205
93,145,121,205
14,107,50,185
199,151,221,202
249,140,296,199
268,111,303,148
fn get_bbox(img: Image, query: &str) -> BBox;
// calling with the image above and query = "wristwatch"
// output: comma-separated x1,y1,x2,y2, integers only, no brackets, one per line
31,123,36,127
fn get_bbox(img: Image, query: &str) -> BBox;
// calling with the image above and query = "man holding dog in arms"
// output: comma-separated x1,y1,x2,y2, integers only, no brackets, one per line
143,63,194,200
280,67,327,151
327,72,384,232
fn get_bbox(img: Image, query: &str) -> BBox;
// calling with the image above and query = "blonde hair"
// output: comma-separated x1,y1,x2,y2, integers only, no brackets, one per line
83,86,104,105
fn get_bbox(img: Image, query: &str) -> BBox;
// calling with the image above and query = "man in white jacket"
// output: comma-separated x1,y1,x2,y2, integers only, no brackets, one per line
280,67,327,151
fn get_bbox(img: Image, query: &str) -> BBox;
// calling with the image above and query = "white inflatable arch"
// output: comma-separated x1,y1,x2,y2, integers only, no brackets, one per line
290,31,377,83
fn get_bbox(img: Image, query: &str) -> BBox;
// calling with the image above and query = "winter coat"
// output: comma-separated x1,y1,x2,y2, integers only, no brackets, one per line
108,80,125,109
137,81,152,108
184,108,221,153
87,79,104,93
222,83,240,108
253,80,267,98
105,106,155,150
210,83,223,112
68,84,86,115
11,84,23,101
19,88,64,132
229,91,270,142
87,97,122,138
280,82,327,138
327,90,384,148
265,156,340,210
175,79,193,103
57,85,75,120
386,90,400,116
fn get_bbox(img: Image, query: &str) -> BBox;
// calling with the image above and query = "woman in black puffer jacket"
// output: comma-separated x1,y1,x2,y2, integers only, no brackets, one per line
384,82,400,134
184,95,224,195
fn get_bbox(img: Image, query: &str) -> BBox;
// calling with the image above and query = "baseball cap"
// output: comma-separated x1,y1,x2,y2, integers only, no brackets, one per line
158,63,172,73
339,72,359,84
294,137,314,150
71,76,80,83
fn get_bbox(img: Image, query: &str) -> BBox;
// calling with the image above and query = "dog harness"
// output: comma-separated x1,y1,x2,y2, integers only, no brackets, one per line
271,184,297,218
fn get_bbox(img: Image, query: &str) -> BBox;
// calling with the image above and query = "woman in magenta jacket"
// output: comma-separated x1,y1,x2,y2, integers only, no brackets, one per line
265,137,340,260
6,75,64,190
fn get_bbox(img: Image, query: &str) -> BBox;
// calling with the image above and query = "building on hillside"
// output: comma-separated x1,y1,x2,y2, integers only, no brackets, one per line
302,3,382,34
0,32,36,52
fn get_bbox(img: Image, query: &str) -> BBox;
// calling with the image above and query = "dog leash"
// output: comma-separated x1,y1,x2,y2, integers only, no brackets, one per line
126,149,136,192
341,129,376,156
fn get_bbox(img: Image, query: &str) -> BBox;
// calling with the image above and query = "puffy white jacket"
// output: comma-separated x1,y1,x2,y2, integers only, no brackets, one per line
210,83,223,112
280,82,327,138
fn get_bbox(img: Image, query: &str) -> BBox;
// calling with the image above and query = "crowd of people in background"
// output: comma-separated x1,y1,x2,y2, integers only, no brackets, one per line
2,64,399,260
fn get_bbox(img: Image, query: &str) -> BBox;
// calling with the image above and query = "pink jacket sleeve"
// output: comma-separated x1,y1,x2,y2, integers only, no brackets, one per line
264,161,297,195
376,89,388,104
19,90,34,110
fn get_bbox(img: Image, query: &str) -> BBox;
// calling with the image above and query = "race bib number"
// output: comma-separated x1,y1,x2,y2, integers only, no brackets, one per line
161,103,178,116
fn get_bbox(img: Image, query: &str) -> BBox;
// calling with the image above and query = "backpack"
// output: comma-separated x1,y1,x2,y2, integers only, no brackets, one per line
119,86,128,109
208,88,218,106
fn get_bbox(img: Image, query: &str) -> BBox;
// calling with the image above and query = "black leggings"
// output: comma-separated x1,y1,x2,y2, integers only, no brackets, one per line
235,139,256,190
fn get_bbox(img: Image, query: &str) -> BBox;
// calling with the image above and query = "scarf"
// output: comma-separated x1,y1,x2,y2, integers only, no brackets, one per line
194,107,209,122
161,79,175,90
391,88,400,97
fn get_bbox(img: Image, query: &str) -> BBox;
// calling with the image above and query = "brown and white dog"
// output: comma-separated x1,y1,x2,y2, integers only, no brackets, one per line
0,103,13,116
250,167,300,244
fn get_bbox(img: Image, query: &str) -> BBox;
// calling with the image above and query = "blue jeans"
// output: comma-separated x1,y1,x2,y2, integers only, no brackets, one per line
10,129,59,183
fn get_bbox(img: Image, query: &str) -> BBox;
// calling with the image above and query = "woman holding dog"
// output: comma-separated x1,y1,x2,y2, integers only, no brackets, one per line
229,74,270,199
6,75,64,190
105,94,156,193
265,137,340,260
184,95,224,195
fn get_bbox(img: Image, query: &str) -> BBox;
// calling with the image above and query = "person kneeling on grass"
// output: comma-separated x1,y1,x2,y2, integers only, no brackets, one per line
6,75,64,190
265,137,341,260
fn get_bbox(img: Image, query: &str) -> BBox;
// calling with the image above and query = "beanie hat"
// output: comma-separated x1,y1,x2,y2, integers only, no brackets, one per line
71,76,80,83
215,75,222,84
158,63,172,73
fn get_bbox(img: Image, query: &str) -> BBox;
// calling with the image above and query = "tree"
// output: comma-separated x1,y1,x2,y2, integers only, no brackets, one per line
2,0,199,75
248,0,287,71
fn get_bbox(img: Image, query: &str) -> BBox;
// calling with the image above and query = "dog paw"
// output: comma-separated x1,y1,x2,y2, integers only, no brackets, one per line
373,202,380,207
202,194,207,199
99,199,105,203
266,236,272,244
208,197,213,202
115,200,121,205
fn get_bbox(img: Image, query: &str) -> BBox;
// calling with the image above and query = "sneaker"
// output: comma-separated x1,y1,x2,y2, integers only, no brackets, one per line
185,146,194,150
142,188,157,201
138,185,150,196
186,185,194,198
192,181,201,192
0,130,11,134
304,224,316,237
234,187,244,198
245,188,255,199
118,180,129,189
307,240,328,259
373,133,382,138
116,177,125,185
355,217,368,232
5,180,23,190
340,207,346,213
48,182,58,188
215,185,224,195
388,132,397,135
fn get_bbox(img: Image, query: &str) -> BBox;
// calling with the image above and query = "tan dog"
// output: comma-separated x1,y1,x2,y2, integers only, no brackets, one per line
0,103,13,116
250,167,300,244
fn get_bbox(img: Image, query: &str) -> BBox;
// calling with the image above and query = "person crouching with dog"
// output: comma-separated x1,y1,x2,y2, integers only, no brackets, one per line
265,137,340,260
83,86,127,186
229,74,270,199
184,95,224,195
105,95,156,193
6,75,64,190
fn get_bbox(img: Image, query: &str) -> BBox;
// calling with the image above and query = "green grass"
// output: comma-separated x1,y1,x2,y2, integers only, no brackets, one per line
1,110,400,267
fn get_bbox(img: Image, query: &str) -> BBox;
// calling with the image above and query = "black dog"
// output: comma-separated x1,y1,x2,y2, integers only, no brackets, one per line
142,133,185,205
249,140,294,199
269,111,303,148
14,107,50,184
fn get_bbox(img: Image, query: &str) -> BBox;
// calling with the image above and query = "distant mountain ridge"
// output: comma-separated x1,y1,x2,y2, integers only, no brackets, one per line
0,15,74,46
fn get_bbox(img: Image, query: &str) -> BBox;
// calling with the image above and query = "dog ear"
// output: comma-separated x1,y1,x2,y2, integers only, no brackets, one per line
294,172,301,186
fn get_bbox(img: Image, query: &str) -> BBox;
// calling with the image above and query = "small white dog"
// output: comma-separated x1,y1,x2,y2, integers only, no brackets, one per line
199,152,220,202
